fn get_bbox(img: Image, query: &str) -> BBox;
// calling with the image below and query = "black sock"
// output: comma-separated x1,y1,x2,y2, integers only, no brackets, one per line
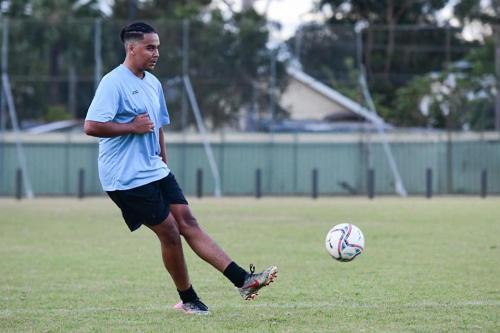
178,285,199,303
223,261,248,288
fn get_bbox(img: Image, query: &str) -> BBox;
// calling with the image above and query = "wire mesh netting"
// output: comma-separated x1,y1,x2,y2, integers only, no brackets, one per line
0,18,287,131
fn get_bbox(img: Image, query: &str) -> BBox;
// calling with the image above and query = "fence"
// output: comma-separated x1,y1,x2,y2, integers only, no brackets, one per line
0,17,286,132
1,132,499,197
0,18,496,132
0,18,498,198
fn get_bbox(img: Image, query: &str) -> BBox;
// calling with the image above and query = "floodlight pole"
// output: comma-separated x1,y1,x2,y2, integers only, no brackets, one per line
495,25,500,131
0,14,4,195
1,18,34,198
269,48,277,121
128,0,137,21
94,18,102,91
183,75,222,197
179,19,190,187
0,14,6,133
181,19,189,131
355,22,407,197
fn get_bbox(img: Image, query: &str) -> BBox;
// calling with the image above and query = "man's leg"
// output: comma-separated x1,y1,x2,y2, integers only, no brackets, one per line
147,213,190,291
169,204,231,272
147,213,209,314
170,204,278,300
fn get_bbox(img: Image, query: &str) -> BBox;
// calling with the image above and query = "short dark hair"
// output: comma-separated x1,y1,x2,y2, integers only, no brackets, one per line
120,22,157,44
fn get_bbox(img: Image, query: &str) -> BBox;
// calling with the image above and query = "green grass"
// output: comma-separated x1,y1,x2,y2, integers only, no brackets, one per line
1,197,499,332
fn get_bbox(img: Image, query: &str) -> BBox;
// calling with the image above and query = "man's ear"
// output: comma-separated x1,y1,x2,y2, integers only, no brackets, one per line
127,42,135,55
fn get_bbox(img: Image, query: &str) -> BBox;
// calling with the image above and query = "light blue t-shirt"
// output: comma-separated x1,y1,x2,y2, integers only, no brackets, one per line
86,64,171,191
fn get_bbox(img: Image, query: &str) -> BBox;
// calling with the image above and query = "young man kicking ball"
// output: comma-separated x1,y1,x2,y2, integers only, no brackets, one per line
84,22,277,315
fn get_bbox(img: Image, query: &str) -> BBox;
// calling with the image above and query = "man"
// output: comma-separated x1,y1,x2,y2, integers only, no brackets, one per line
84,22,277,315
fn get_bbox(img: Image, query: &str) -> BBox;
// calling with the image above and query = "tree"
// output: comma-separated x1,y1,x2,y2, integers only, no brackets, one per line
288,23,360,100
1,0,102,122
108,2,285,130
0,1,284,130
391,34,497,130
453,0,500,24
453,0,500,130
111,0,212,21
319,0,448,76
290,1,486,128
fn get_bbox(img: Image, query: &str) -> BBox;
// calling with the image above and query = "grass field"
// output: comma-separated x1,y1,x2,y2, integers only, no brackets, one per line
1,197,499,332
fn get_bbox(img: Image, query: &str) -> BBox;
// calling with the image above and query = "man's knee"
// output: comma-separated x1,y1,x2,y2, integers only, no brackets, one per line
170,205,201,235
153,219,182,245
178,214,201,235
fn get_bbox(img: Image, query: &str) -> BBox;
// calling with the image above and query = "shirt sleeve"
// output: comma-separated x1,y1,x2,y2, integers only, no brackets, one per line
85,76,120,123
158,85,170,126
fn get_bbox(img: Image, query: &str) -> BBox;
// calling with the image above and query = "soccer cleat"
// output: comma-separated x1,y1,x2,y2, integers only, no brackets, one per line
173,299,210,315
238,264,278,300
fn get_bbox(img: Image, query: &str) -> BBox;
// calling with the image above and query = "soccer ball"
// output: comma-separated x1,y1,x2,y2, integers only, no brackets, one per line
325,223,365,262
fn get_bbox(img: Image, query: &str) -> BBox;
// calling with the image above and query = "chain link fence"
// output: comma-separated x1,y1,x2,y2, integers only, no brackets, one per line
291,23,497,131
0,19,497,132
0,17,286,132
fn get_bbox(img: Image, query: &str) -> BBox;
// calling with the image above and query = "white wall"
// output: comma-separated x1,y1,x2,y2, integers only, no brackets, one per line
280,78,352,120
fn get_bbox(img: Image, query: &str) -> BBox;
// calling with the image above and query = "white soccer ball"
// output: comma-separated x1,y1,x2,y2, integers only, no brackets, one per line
325,223,365,262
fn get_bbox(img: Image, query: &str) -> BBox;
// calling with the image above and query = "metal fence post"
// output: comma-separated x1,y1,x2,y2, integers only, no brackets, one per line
367,168,375,199
312,168,318,199
196,168,203,198
255,168,262,199
481,169,487,198
15,168,22,200
426,168,433,199
78,168,85,199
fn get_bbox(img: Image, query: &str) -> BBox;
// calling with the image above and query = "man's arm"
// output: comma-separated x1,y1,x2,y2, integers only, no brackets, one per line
84,114,154,138
159,127,168,165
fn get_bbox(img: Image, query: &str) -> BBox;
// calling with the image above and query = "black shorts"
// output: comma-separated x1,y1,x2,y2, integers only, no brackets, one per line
106,173,188,232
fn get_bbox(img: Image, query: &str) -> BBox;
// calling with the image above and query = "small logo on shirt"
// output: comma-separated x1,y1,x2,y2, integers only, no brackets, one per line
132,90,139,95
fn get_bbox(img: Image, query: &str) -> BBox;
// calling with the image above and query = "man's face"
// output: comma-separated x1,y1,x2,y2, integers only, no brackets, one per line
129,33,160,71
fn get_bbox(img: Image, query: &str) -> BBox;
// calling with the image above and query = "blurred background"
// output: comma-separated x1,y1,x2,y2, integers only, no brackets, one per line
0,0,499,197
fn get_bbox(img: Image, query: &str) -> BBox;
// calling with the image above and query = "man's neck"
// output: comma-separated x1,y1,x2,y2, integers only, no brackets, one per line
123,60,144,79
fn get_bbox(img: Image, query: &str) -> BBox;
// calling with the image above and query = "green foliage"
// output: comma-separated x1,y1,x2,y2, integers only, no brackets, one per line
393,70,496,130
289,24,359,90
2,0,102,19
390,33,496,131
1,198,499,332
112,0,212,20
319,0,448,24
454,0,500,23
182,9,285,129
391,76,437,128
43,104,72,122
105,7,283,130
466,37,495,75
292,23,470,127
1,0,283,130
326,57,361,103
1,1,102,125
293,1,495,129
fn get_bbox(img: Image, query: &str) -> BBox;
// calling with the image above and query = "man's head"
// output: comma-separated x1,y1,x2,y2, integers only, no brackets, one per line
120,22,160,72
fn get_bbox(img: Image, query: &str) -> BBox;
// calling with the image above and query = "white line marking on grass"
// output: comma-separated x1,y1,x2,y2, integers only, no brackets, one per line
0,306,171,316
233,300,500,309
1,300,499,317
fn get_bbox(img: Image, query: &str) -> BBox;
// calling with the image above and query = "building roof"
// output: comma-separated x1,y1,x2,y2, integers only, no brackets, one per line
286,66,389,128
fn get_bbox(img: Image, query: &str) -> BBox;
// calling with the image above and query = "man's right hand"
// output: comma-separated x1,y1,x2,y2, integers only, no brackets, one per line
131,113,154,134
